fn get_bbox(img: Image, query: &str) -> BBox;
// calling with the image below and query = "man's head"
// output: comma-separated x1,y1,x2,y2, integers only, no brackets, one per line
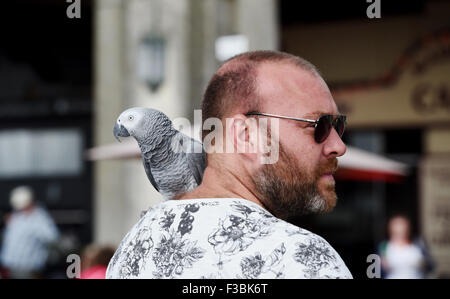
202,51,319,140
388,215,412,242
201,50,346,220
10,185,34,211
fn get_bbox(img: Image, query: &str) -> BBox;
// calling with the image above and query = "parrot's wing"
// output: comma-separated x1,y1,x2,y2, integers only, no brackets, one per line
142,156,160,192
186,138,206,186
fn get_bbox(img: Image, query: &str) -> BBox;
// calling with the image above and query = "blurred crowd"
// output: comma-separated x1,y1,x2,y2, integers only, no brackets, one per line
0,185,115,279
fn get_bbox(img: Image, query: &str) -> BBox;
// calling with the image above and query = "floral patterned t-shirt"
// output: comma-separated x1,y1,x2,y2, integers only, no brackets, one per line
106,198,353,279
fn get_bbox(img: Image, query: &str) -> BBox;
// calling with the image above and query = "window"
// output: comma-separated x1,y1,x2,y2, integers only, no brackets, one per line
0,128,83,178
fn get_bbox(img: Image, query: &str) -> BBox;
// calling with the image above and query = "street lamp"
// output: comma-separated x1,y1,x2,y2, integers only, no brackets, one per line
138,35,165,92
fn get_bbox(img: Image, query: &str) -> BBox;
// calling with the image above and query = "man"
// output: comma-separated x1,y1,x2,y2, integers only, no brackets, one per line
0,186,59,279
106,51,352,279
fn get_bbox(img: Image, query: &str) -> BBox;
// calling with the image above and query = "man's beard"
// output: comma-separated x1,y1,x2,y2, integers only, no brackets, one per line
252,143,339,220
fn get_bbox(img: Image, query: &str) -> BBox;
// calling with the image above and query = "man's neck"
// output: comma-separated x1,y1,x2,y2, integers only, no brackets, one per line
175,164,265,209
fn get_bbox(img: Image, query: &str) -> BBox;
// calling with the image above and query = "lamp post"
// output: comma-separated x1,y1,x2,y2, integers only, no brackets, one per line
137,35,165,92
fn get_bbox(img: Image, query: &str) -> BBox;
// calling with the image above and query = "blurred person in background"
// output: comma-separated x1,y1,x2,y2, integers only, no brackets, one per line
379,215,434,279
0,186,59,279
80,244,115,279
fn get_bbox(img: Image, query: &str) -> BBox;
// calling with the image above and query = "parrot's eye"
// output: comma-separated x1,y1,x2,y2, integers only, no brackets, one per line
128,115,134,121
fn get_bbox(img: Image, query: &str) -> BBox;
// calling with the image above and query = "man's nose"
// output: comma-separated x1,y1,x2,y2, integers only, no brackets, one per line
322,128,346,158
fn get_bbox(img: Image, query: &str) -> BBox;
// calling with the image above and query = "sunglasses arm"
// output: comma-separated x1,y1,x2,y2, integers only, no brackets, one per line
245,112,317,124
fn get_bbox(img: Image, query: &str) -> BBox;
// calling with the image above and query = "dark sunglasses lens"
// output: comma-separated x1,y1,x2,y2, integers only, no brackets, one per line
334,116,346,137
315,115,333,143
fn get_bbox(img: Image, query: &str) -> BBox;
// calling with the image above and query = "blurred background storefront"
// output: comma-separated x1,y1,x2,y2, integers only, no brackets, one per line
0,0,449,278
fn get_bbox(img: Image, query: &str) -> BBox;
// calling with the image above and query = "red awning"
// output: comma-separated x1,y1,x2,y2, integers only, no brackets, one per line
336,146,409,183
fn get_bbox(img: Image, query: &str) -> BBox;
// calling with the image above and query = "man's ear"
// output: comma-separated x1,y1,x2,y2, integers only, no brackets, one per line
226,114,258,156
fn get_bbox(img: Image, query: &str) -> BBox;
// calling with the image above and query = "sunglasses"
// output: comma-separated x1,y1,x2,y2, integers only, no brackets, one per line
245,112,347,144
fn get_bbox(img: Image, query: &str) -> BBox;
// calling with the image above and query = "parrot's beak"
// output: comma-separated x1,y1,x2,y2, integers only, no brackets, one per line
113,122,130,142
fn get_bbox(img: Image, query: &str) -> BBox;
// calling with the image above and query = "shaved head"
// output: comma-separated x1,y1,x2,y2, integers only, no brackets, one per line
201,50,321,142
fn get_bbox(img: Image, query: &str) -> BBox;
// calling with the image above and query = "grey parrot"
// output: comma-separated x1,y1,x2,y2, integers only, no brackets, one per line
113,107,206,200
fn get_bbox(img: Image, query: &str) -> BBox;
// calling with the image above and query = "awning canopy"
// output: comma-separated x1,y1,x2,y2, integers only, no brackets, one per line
336,146,409,183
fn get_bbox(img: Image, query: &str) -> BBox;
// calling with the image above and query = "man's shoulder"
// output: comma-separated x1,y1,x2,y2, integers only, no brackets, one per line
267,217,326,242
263,220,353,277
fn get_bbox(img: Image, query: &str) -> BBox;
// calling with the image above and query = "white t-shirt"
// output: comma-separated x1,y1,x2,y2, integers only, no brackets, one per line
385,242,425,279
106,198,353,279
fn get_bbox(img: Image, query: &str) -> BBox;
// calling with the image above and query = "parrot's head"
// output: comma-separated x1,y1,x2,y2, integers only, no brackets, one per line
114,107,171,142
